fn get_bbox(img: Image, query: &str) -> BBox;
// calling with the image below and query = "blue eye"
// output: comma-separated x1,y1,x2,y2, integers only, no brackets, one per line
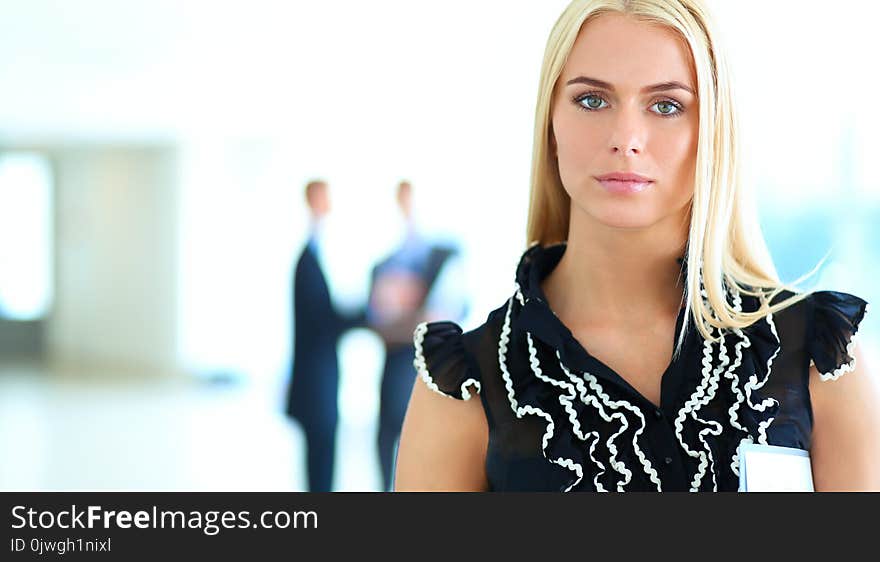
652,100,683,117
577,93,608,111
573,91,685,119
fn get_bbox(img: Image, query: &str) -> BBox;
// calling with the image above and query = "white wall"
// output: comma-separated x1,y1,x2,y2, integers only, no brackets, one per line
47,146,179,376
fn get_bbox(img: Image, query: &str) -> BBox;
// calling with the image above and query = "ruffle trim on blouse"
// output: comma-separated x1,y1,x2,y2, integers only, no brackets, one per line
496,280,784,492
806,291,869,382
413,321,481,401
498,287,586,492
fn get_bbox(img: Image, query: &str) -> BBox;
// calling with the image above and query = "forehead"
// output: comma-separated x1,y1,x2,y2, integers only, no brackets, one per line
563,12,695,88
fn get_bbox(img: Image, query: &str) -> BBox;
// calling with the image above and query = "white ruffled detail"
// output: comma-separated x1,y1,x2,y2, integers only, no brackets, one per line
722,290,750,477
672,284,736,492
599,390,663,492
743,311,781,445
673,335,714,492
520,286,660,492
671,286,717,492
498,286,584,491
556,360,631,491
498,292,521,412
523,332,609,492
689,286,748,491
584,430,607,491
560,358,663,492
732,435,754,477
814,303,867,381
692,328,727,492
757,416,775,445
673,397,703,479
556,382,610,492
413,322,481,401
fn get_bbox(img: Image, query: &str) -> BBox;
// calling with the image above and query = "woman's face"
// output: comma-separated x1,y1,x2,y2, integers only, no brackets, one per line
551,12,699,230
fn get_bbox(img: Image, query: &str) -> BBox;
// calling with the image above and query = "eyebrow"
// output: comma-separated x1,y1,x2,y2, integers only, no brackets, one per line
565,76,695,96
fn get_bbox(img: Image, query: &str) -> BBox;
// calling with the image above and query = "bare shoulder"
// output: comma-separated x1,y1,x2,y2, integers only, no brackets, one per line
394,376,489,492
809,343,880,491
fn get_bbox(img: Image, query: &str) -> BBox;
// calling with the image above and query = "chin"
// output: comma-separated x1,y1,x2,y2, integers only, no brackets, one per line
578,200,665,230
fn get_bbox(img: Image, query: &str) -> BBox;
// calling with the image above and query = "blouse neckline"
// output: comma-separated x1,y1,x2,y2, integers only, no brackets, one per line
512,242,694,412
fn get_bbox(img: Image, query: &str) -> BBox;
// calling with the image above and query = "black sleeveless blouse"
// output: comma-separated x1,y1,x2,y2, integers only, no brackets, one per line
412,243,868,492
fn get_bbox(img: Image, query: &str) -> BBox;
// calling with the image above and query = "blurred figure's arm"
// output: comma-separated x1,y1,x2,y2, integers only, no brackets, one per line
336,306,368,333
423,252,469,324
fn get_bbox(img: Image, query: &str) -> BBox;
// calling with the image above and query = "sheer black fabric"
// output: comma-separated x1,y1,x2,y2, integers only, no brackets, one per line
413,243,868,492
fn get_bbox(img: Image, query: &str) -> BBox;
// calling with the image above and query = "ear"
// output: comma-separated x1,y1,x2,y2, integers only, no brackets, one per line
549,125,558,158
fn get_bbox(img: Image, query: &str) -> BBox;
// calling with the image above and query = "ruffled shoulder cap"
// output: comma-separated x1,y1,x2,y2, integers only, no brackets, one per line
413,321,482,400
807,290,869,381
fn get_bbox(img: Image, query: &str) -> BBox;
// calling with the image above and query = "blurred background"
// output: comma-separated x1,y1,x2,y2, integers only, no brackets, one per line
0,0,877,491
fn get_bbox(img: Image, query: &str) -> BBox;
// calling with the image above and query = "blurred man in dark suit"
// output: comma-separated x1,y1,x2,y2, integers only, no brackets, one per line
367,180,468,491
285,179,362,492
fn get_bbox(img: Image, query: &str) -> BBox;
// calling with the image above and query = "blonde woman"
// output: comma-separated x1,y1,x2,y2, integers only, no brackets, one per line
394,0,878,492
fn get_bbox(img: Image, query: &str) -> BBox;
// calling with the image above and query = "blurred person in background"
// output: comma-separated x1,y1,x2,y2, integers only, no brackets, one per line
285,179,364,492
367,180,468,491
395,0,878,492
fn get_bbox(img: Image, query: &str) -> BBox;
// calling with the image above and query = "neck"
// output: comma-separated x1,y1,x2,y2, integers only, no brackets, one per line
310,214,324,234
542,206,689,329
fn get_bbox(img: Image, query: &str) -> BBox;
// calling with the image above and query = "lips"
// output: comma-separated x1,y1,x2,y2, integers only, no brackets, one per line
595,172,654,183
594,172,654,194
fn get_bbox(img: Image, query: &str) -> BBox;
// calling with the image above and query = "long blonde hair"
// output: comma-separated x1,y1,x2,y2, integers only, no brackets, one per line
526,0,811,348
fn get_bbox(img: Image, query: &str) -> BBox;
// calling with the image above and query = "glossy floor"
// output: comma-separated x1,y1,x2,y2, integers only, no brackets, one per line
0,361,385,492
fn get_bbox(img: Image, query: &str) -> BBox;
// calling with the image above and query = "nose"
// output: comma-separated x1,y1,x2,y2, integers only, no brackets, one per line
608,106,646,155
612,144,640,155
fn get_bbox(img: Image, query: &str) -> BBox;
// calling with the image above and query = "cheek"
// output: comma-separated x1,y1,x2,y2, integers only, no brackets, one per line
658,126,698,193
552,110,601,174
660,127,696,167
